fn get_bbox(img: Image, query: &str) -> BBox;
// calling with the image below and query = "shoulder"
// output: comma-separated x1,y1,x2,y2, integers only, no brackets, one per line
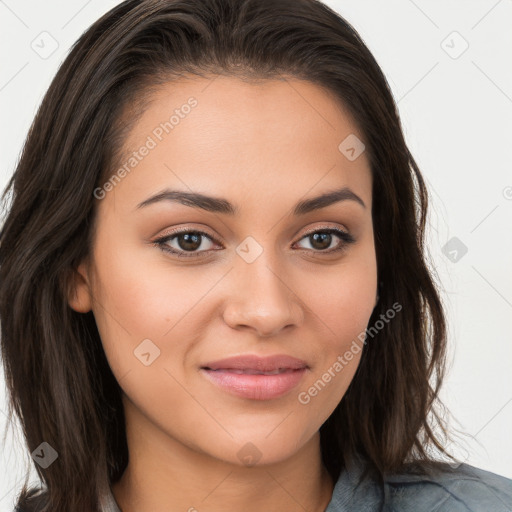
383,462,512,511
328,459,512,512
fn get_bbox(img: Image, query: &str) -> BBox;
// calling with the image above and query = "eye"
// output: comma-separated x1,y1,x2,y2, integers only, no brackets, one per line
153,226,356,259
293,227,356,254
153,229,219,259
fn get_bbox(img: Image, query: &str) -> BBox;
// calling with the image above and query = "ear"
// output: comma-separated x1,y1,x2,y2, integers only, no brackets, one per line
67,261,93,313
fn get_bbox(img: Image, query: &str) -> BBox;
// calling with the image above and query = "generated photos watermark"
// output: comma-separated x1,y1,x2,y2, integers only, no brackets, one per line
297,301,402,404
93,97,198,200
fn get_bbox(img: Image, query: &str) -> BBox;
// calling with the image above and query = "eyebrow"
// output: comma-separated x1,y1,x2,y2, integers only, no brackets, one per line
135,186,366,215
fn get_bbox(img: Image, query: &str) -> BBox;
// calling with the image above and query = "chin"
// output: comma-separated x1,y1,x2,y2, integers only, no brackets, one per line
208,430,315,468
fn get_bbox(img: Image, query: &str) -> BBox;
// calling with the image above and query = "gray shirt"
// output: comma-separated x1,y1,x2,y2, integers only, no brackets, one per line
99,461,512,512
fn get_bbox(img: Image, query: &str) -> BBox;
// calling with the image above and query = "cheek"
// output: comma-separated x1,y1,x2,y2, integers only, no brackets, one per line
300,257,377,347
320,280,374,335
293,254,376,403
91,233,202,337
89,234,222,385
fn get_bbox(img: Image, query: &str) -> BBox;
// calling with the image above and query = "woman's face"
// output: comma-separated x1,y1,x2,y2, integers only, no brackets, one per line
71,75,377,467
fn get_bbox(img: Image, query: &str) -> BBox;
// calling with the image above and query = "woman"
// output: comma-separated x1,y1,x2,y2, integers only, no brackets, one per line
1,0,511,511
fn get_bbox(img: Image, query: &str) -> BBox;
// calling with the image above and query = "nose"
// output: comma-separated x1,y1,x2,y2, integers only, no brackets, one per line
222,255,304,338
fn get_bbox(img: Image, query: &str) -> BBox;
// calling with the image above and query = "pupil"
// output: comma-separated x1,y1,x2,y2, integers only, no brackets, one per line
179,233,201,251
311,232,331,250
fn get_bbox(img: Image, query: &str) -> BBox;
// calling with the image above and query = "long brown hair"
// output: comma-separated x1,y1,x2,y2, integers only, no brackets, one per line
0,0,456,510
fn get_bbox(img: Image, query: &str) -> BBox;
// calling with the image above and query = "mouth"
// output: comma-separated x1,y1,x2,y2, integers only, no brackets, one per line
202,367,301,375
199,354,309,400
200,353,309,372
200,367,308,400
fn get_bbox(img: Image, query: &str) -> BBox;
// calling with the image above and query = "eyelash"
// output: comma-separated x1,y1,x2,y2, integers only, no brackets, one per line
152,226,356,259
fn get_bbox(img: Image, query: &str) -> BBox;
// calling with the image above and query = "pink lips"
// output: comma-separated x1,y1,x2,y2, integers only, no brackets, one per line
200,354,309,401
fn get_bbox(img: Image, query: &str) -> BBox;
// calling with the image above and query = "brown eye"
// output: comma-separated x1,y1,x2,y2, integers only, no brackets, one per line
295,228,356,254
153,226,356,260
309,232,333,251
175,232,203,251
154,230,218,258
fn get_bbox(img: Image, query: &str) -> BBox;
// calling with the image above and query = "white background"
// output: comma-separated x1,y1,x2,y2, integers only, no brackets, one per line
1,0,511,508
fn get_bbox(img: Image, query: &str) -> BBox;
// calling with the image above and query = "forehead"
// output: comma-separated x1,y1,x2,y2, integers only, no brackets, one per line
125,73,362,146
102,74,372,216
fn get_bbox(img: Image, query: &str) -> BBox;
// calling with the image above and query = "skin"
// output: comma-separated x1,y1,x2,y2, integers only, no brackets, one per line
68,75,377,512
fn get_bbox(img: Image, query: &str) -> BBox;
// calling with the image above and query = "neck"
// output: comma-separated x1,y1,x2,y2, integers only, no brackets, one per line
111,401,334,512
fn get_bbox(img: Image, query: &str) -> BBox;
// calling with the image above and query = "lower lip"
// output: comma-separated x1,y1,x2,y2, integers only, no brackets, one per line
200,368,308,400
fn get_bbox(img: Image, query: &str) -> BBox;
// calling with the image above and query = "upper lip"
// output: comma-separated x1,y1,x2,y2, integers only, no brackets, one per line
201,354,309,371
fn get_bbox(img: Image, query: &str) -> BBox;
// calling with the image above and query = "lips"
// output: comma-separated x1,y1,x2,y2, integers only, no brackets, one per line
200,354,310,400
211,368,292,375
201,354,309,372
